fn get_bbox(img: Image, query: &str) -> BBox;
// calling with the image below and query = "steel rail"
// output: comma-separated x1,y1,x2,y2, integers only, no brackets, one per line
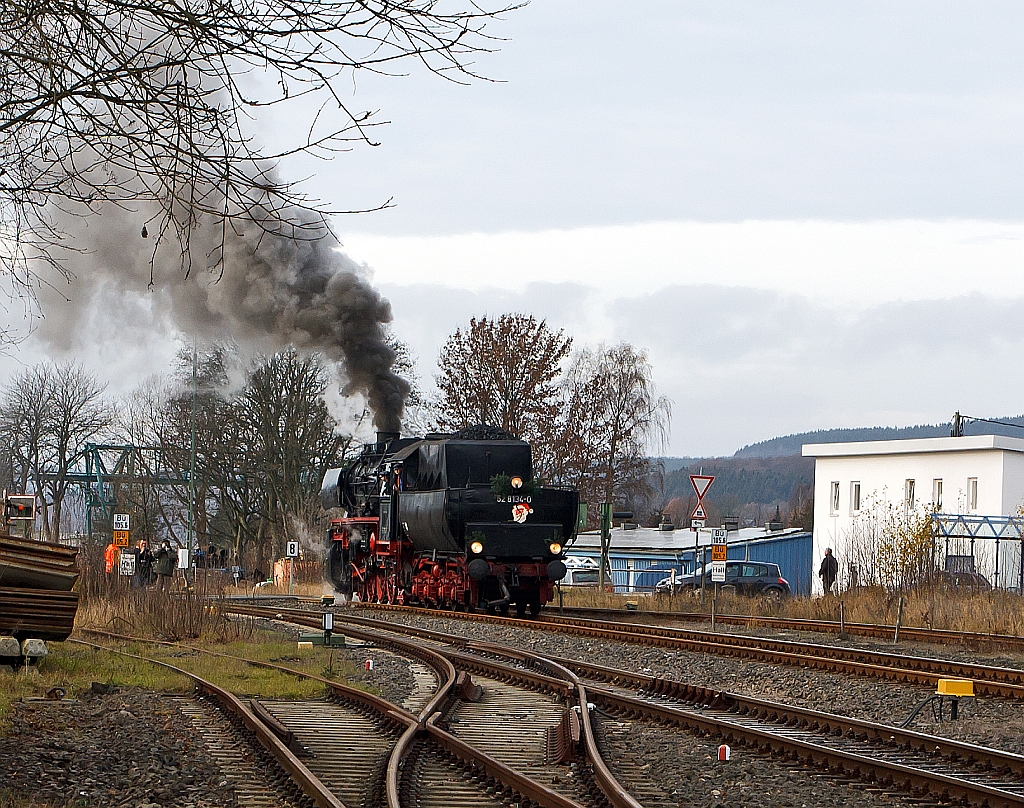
70,637,346,808
541,605,1024,650
539,651,1024,779
295,595,1024,650
225,604,594,808
590,685,1024,808
283,609,1024,808
461,644,642,808
345,602,1024,698
80,628,419,725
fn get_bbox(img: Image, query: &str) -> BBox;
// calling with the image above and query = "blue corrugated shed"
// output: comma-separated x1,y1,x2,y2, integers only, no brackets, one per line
566,525,813,595
726,532,813,596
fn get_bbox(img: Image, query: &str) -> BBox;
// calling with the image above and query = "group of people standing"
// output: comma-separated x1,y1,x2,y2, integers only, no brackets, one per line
103,538,177,590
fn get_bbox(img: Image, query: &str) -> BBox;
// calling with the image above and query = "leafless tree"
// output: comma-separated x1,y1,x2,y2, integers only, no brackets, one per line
389,331,436,437
231,349,342,561
42,364,114,542
0,361,113,542
0,364,54,495
0,0,513,320
435,314,572,462
556,344,672,524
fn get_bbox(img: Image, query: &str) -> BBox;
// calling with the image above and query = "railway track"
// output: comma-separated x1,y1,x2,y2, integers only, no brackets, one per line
544,604,1024,651
84,619,629,808
337,602,1024,699
252,606,1024,808
228,604,633,808
72,636,344,808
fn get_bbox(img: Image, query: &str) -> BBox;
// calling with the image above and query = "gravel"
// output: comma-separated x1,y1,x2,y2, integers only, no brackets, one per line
254,616,417,705
0,687,239,808
594,716,923,808
348,608,1024,755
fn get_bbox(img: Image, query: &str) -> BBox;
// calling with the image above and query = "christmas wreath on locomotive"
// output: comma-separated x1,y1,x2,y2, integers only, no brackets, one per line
320,426,576,614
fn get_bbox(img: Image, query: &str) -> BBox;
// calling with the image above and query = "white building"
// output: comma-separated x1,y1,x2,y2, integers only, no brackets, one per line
802,435,1024,593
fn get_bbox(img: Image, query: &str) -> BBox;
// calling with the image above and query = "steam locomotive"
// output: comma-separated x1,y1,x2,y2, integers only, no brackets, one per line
320,427,577,615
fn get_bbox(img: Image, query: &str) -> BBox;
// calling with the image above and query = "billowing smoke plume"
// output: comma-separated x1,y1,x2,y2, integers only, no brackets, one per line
36,206,410,431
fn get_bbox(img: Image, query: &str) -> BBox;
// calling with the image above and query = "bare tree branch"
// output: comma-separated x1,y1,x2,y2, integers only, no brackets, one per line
0,0,516,332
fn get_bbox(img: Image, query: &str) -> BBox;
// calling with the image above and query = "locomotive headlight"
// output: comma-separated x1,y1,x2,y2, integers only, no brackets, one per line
469,541,484,555
511,476,523,489
548,542,562,555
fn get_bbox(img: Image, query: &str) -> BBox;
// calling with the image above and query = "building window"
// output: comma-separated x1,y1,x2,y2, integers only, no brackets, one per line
932,479,943,510
850,482,861,514
904,479,915,511
830,481,840,515
968,478,978,511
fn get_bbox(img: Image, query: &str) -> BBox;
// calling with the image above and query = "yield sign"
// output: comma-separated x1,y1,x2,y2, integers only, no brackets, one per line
689,474,715,526
690,475,715,499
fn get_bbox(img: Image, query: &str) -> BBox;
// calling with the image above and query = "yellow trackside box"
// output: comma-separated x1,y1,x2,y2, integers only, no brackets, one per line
936,678,974,697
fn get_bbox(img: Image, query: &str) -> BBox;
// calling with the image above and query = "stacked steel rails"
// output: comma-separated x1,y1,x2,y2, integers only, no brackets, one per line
0,534,79,642
82,622,633,808
232,605,1024,808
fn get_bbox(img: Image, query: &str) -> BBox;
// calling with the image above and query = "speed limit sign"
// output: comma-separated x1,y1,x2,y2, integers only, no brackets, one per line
286,541,299,557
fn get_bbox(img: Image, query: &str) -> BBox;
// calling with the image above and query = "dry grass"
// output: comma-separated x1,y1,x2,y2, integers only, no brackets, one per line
0,642,190,732
2,628,366,735
560,585,1024,636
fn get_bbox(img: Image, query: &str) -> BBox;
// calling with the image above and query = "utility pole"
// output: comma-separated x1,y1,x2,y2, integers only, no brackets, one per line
187,340,198,587
599,503,612,591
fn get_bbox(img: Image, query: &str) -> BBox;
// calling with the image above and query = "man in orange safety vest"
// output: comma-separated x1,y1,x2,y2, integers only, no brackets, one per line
104,541,119,576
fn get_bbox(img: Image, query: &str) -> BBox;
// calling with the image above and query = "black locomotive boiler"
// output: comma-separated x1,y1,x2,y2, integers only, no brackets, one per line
320,427,577,614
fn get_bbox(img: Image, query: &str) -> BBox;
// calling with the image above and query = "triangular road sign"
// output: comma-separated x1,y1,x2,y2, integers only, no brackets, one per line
690,474,715,500
691,502,708,520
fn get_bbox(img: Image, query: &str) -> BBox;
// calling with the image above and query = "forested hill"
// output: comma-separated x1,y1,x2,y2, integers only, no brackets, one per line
661,455,814,508
733,415,1024,459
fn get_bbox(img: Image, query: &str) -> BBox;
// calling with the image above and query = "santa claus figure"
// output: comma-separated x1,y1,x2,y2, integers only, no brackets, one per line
512,503,533,523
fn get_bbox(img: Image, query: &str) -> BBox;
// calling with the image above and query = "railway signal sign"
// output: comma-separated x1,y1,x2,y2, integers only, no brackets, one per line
113,513,130,531
711,532,727,562
112,530,130,547
119,553,136,576
690,474,715,529
711,560,726,582
286,541,299,558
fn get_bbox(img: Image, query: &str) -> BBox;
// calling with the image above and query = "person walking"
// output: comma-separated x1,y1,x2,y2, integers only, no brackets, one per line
819,547,839,595
153,540,176,592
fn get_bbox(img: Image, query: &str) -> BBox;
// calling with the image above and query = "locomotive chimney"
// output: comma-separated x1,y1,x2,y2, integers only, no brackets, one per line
376,431,400,451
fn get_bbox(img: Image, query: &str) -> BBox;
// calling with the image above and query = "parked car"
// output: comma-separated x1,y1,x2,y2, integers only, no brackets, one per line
655,560,791,597
936,570,991,592
560,556,602,587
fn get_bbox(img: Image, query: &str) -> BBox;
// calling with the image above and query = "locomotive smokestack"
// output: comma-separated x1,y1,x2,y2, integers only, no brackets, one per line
376,431,400,451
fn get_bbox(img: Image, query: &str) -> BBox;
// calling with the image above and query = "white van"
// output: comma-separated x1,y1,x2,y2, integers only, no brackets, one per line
561,556,601,587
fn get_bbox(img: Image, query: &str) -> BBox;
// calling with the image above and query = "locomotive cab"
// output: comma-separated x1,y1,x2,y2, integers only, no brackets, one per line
321,428,577,614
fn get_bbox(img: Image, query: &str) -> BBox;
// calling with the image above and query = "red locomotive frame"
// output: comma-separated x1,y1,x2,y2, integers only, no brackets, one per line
327,516,555,610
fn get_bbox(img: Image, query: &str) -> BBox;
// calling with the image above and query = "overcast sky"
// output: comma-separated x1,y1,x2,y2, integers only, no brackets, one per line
13,2,1024,456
